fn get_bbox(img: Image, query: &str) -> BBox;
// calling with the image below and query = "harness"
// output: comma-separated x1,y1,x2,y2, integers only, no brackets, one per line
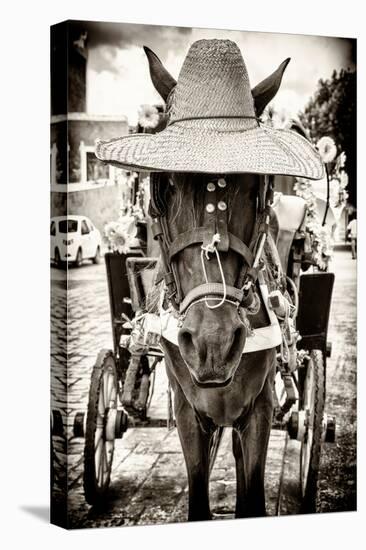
149,173,274,320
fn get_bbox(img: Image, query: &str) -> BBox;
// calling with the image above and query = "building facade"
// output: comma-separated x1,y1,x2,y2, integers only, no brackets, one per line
51,21,130,233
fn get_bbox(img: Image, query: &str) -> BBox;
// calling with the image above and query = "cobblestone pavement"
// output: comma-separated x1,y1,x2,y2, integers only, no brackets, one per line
51,248,356,528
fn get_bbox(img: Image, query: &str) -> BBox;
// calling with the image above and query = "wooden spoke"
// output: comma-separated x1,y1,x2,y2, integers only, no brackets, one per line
98,447,104,487
105,371,114,407
94,427,103,447
105,440,114,466
103,371,110,409
95,439,104,483
102,446,108,478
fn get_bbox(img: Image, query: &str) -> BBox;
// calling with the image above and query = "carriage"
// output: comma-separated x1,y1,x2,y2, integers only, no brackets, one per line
66,181,336,515
52,38,338,520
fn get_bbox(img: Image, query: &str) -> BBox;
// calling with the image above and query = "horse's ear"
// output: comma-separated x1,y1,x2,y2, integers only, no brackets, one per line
289,119,310,140
252,58,291,117
143,46,177,102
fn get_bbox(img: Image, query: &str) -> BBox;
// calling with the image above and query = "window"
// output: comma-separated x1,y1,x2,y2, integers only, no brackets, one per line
59,220,78,233
79,141,114,185
86,152,109,181
50,221,56,236
81,220,90,235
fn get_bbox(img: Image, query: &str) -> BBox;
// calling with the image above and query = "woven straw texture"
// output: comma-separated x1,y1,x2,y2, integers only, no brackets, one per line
170,39,256,123
95,39,324,180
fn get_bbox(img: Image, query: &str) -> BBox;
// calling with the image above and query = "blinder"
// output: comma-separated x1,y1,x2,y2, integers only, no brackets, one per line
149,172,170,218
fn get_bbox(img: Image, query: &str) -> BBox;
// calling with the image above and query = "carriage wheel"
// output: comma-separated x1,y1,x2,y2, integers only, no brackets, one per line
84,350,119,505
209,427,224,475
300,349,325,513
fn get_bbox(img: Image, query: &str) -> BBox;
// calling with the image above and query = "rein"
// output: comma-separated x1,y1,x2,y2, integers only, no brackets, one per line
149,173,274,319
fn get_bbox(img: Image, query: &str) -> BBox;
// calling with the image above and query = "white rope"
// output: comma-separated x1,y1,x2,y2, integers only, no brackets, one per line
200,233,227,309
201,233,221,259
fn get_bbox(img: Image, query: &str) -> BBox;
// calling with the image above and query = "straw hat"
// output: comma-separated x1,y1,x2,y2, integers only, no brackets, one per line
95,39,324,180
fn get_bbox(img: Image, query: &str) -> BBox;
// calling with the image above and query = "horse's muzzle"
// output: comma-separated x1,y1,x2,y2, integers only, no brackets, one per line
178,305,246,387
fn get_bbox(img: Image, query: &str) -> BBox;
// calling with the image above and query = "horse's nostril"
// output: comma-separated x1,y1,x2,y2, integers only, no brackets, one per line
234,327,243,344
179,329,207,363
226,326,246,361
180,330,193,349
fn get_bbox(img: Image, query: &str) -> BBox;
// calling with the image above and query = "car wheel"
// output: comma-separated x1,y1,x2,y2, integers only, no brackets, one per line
93,246,101,265
75,248,83,267
54,248,61,268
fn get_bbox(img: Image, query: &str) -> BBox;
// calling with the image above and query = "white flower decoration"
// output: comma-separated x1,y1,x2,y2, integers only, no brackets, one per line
316,136,337,163
272,109,292,130
294,176,335,268
104,216,138,254
339,151,347,168
138,104,160,129
340,171,349,189
261,107,291,129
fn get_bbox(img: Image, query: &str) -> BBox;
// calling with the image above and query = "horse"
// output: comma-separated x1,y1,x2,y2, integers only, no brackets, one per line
96,39,323,521
144,45,288,520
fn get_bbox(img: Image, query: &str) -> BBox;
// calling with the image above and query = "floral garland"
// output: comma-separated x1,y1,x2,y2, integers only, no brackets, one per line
293,177,332,270
103,171,146,254
103,104,161,254
326,150,349,209
294,136,349,268
262,107,349,268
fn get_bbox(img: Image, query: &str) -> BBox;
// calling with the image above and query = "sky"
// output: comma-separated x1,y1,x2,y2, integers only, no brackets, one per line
71,21,356,126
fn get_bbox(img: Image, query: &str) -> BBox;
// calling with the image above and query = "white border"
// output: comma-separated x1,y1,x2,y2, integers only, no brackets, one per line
2,1,364,549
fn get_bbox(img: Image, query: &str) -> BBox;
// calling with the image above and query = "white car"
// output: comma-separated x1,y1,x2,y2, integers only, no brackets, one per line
51,215,102,267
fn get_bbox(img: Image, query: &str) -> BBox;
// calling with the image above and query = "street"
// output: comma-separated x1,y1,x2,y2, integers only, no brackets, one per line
51,247,356,527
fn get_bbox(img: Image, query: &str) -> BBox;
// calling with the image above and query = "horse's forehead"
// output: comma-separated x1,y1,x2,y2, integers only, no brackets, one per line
167,174,259,213
164,172,258,238
171,173,259,188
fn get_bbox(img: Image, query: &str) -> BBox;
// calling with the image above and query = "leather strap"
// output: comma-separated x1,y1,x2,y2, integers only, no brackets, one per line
216,184,229,251
168,227,254,266
150,172,168,216
180,283,244,314
151,218,164,239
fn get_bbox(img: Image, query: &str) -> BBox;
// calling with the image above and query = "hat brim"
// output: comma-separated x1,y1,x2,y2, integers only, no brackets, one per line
95,123,324,180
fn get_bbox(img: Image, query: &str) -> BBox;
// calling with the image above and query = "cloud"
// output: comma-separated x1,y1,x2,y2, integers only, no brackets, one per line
70,20,192,73
83,22,355,125
87,46,163,122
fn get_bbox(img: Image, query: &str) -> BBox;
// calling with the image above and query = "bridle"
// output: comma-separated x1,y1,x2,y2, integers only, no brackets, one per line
149,172,274,321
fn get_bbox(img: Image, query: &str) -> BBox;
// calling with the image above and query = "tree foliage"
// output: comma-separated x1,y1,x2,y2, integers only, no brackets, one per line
299,69,356,207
